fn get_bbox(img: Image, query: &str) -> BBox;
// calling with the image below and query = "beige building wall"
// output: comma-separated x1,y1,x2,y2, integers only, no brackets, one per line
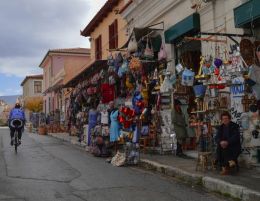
22,77,43,121
63,55,91,84
22,79,43,97
89,0,127,61
41,51,90,118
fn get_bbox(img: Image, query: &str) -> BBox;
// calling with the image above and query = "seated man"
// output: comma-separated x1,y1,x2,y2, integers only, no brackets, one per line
215,112,241,175
8,103,26,145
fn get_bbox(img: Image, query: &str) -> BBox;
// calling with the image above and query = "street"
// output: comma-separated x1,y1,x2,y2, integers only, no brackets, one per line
0,128,229,201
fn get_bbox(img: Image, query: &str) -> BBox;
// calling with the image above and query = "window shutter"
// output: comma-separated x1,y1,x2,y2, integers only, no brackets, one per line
95,35,102,60
114,19,118,48
99,35,102,59
95,38,98,60
109,24,114,49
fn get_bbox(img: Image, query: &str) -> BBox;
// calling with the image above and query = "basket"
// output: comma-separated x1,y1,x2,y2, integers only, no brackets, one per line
38,126,47,135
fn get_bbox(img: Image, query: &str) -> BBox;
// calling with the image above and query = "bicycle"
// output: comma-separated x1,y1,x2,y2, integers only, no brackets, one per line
10,119,23,153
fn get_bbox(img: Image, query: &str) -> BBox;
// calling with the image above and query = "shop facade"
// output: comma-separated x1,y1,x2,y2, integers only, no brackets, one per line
119,0,260,166
39,48,91,131
62,0,260,167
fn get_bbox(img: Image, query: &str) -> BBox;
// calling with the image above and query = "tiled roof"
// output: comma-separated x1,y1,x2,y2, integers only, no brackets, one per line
49,48,90,54
21,74,43,86
39,48,90,68
119,0,133,14
81,0,120,37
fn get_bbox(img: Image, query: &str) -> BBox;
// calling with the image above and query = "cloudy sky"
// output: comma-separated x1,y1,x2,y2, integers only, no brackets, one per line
0,0,106,96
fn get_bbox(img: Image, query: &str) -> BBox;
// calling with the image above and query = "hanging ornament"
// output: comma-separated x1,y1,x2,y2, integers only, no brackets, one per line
214,58,223,68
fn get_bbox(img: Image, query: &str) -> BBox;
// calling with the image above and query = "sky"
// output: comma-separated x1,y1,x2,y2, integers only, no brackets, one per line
0,0,106,96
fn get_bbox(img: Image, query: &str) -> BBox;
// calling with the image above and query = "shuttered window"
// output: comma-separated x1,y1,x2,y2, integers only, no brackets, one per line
34,81,42,94
109,19,118,49
95,35,102,60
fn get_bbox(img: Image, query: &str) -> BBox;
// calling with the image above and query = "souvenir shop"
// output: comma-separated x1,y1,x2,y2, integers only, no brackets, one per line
167,37,260,165
64,26,178,166
65,20,260,166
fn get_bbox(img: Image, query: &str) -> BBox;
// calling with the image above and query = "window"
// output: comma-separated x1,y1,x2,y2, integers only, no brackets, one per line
44,100,46,114
34,81,42,94
109,19,118,49
95,35,102,60
48,97,51,112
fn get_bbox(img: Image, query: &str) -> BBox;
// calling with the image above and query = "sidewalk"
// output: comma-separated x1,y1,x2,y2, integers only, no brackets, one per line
46,132,260,201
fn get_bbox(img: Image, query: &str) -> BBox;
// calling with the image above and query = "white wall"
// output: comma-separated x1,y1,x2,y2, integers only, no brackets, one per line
122,0,248,65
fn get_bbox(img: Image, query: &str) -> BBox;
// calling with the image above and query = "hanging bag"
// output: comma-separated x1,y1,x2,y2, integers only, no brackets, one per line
107,53,114,66
128,33,138,53
129,57,142,71
144,37,154,59
158,42,167,61
114,52,123,73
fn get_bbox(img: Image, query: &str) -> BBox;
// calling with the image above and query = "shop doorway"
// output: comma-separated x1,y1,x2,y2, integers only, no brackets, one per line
175,40,201,75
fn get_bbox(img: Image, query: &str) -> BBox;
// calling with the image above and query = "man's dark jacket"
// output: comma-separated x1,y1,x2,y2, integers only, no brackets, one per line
215,121,241,160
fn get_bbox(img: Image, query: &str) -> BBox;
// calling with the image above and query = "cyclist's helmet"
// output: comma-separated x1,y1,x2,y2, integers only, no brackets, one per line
15,103,21,108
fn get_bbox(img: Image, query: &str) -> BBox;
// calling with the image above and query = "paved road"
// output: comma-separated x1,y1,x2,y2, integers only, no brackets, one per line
0,128,230,201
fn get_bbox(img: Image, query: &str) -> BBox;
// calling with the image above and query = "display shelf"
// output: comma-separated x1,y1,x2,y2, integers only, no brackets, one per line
191,110,206,114
191,108,229,114
203,82,243,86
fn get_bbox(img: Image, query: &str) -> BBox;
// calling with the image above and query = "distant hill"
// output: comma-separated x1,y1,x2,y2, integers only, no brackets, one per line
0,95,21,105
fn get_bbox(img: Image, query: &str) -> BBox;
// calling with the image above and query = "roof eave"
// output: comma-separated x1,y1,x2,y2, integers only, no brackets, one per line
80,0,120,37
39,50,90,68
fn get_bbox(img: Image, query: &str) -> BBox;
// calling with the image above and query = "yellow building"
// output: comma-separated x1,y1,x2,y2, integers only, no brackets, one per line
64,0,128,88
81,0,127,61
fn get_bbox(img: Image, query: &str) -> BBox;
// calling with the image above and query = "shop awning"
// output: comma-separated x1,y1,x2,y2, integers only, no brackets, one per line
63,60,107,88
234,0,260,28
120,27,162,51
43,83,64,95
164,13,200,44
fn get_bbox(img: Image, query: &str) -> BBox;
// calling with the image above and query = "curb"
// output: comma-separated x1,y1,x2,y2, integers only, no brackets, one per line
140,159,260,201
139,159,202,185
47,133,87,148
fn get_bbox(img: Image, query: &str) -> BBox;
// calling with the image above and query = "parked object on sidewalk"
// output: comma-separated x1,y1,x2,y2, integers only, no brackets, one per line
111,151,126,167
196,151,215,172
38,124,47,135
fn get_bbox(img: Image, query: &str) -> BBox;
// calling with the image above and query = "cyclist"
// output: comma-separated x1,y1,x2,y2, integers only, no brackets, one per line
8,103,26,146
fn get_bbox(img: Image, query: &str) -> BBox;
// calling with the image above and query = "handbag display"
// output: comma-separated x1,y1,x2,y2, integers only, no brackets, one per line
101,83,114,103
111,151,126,167
129,57,142,71
143,37,154,59
114,52,123,72
158,43,167,60
107,53,114,66
128,33,138,53
109,75,116,85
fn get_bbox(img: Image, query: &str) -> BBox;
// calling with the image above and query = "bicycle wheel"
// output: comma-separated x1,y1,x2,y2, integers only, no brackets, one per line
14,131,18,153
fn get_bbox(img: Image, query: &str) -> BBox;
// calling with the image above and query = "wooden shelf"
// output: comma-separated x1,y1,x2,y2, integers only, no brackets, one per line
191,108,229,114
204,83,243,86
